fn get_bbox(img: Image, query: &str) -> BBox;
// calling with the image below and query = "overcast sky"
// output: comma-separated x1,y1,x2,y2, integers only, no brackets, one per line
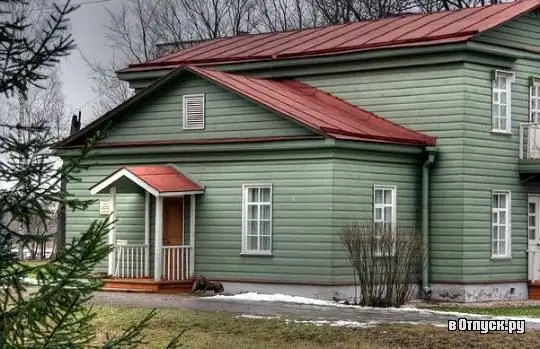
60,0,123,123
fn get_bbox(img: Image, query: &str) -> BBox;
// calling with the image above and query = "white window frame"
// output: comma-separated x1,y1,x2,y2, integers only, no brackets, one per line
530,77,540,123
373,185,397,256
241,184,273,255
491,70,515,134
491,190,511,259
182,94,205,130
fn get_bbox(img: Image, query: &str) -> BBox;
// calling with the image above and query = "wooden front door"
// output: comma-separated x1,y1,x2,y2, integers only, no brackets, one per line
162,197,184,280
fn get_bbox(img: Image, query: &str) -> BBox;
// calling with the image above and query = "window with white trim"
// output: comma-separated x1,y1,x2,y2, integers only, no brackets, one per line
182,94,205,130
492,70,515,133
492,191,511,258
242,184,272,254
373,185,396,255
530,78,540,123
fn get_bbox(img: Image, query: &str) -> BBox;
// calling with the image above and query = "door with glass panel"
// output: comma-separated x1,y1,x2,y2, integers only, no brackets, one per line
528,195,540,282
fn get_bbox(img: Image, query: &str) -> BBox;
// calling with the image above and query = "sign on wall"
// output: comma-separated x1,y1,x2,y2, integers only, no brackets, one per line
99,201,111,215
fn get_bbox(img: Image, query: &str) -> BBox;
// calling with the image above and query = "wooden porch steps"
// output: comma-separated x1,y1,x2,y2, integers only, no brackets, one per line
529,282,540,300
101,278,193,294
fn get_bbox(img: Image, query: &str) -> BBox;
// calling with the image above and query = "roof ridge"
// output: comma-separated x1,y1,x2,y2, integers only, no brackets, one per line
123,0,540,71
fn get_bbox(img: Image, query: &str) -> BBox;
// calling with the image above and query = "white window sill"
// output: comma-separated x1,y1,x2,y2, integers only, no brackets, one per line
240,252,273,257
490,256,511,261
490,130,512,135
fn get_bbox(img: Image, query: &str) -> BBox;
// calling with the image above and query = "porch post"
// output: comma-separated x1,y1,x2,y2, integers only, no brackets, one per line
144,191,150,277
107,186,117,276
190,194,195,278
154,196,163,281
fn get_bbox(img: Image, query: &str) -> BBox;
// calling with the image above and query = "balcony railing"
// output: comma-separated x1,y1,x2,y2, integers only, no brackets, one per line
113,243,148,278
520,122,540,160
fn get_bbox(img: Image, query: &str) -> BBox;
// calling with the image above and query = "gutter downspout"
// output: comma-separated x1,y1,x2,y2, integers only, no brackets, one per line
422,147,437,299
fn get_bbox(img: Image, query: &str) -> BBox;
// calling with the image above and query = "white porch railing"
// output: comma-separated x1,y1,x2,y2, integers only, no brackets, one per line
114,244,148,278
519,122,540,160
162,245,192,281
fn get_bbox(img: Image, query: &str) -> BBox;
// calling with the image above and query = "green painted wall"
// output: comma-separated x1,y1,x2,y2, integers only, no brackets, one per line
66,145,424,284
330,149,422,282
102,73,314,143
65,169,147,273
473,12,540,52
457,12,540,282
66,149,336,282
298,64,467,282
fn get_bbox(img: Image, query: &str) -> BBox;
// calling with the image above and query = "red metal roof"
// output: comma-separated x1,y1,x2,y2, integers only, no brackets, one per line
120,0,540,73
187,66,436,146
125,165,202,193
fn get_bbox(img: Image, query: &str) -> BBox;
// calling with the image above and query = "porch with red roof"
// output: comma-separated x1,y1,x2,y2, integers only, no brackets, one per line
89,165,204,293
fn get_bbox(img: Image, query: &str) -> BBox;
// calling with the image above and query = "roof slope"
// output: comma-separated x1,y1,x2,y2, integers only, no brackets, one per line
89,165,203,195
187,66,435,146
59,66,435,148
121,0,540,73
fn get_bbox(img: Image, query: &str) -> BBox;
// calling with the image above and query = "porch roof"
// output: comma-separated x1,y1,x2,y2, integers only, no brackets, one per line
89,165,204,196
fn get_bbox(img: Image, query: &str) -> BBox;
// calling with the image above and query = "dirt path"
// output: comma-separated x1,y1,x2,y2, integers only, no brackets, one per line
88,291,540,331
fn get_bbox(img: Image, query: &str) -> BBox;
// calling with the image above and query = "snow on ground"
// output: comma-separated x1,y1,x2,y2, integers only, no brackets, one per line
213,292,540,323
235,314,447,328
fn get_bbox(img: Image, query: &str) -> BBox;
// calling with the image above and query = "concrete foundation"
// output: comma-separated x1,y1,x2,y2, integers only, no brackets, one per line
430,282,528,302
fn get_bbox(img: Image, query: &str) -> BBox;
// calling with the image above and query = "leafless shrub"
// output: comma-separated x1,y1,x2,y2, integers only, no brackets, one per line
341,221,424,307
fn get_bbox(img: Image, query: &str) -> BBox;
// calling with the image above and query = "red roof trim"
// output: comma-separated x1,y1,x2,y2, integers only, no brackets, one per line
125,165,203,193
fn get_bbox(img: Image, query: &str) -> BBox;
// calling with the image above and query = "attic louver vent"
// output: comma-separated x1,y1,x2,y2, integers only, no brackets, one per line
183,94,205,130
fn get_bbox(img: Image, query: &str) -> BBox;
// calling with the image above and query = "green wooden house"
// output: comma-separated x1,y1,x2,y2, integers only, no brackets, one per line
57,0,540,302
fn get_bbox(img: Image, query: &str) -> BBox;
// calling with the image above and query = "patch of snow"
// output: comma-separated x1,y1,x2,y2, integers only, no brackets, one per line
284,319,378,328
400,306,540,324
212,292,540,324
237,314,280,320
212,292,356,307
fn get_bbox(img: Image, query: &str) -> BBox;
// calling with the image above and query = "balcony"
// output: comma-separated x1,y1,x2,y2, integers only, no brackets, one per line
519,122,540,174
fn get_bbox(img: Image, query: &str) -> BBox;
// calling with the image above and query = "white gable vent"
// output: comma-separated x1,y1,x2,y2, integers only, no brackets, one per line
183,94,205,130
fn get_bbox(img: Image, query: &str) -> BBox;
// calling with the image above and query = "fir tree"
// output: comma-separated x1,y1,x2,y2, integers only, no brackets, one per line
0,1,182,347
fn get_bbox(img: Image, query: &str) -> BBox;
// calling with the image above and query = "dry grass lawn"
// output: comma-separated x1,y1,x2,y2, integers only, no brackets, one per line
92,306,540,349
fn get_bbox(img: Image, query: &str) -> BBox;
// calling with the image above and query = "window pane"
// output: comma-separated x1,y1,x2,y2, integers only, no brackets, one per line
261,236,271,251
529,229,536,240
492,195,499,208
500,91,507,103
261,221,271,236
492,212,498,224
492,239,498,256
499,195,506,209
499,211,506,225
375,207,383,220
499,76,507,89
529,215,536,227
384,206,392,222
248,236,258,250
248,205,258,220
492,225,498,239
374,190,383,204
248,188,258,202
260,187,271,202
261,205,271,219
530,203,536,214
498,240,506,256
499,116,507,130
248,220,258,234
384,190,392,204
493,90,499,104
